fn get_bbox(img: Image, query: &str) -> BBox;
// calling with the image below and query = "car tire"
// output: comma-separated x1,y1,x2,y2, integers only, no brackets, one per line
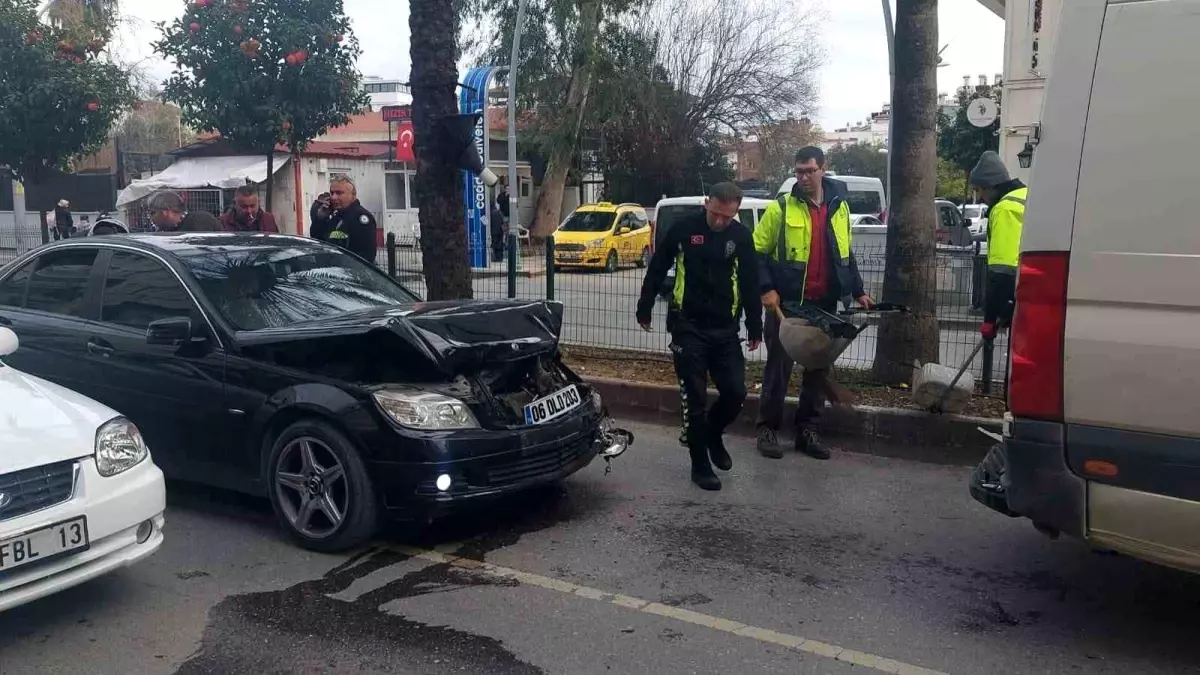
636,247,650,268
604,250,619,273
267,419,380,552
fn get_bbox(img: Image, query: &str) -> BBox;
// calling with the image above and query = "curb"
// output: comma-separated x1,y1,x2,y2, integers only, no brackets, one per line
586,377,1000,466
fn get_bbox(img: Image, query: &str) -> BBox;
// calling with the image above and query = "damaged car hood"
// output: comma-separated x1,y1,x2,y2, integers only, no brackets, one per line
234,299,565,374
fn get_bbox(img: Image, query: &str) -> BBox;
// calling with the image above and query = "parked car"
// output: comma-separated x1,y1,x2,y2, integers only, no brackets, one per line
553,202,651,273
961,203,989,240
650,196,774,300
849,214,885,228
935,199,972,247
0,234,630,552
0,327,165,612
970,0,1200,574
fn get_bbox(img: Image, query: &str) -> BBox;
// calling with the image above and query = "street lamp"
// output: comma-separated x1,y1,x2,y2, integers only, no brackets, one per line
1017,142,1035,169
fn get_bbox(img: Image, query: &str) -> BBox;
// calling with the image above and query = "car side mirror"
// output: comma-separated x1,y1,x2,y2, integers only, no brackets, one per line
0,327,18,357
618,225,632,234
964,218,973,227
146,317,195,347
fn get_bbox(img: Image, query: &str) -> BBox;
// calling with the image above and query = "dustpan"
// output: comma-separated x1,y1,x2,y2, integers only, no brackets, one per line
773,303,906,371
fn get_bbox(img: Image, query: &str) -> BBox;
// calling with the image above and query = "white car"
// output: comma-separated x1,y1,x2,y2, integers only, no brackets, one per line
961,203,989,240
0,327,165,612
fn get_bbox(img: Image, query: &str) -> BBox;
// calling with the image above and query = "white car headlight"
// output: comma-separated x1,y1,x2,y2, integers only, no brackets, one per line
587,238,606,248
95,417,149,477
373,389,479,430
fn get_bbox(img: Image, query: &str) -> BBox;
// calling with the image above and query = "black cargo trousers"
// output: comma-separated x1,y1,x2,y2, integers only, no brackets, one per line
669,317,748,448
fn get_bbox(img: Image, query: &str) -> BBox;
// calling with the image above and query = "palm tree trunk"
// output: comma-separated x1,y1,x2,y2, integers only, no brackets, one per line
410,0,473,300
530,0,601,238
872,0,940,385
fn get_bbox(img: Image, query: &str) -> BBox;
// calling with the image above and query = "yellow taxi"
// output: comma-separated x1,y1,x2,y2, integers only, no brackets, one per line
552,202,652,273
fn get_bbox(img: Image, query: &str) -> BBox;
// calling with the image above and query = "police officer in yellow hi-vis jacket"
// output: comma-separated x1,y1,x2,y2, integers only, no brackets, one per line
969,151,1026,341
753,147,874,461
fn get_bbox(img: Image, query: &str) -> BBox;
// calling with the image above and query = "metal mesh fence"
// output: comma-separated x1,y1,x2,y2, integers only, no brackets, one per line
377,235,1010,390
0,212,48,267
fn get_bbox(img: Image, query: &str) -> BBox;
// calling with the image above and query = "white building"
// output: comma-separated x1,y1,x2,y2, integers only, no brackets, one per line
820,104,891,150
976,0,1063,182
361,76,413,111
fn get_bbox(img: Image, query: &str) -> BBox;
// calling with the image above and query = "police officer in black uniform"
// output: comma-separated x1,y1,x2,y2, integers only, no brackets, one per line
637,182,763,491
311,177,378,261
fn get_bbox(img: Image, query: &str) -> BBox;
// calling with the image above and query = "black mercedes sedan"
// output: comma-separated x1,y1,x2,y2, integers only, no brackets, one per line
0,234,630,551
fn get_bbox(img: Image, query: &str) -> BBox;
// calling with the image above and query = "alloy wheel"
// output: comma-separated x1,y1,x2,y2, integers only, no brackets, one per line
274,437,349,539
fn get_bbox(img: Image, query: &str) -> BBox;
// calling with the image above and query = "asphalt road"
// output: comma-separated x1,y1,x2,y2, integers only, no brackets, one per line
3,421,1198,674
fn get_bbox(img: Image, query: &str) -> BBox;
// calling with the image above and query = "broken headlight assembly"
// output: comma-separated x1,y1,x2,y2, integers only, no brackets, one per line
373,388,480,430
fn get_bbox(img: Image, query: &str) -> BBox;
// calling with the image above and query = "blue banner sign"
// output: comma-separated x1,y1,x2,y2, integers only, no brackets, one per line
460,66,499,270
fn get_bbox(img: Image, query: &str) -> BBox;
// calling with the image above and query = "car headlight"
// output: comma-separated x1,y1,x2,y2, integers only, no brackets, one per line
95,417,149,477
587,238,606,248
373,389,480,430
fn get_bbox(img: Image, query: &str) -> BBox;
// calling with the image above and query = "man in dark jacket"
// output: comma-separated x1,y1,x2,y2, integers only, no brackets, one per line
310,192,332,233
54,200,74,240
753,146,874,461
311,178,378,261
146,190,221,233
637,182,762,491
220,185,280,233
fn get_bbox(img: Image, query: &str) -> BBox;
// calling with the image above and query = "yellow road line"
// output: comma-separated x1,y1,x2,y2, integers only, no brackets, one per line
389,544,948,675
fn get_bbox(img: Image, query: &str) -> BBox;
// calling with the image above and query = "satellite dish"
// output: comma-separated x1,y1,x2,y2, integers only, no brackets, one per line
966,97,999,128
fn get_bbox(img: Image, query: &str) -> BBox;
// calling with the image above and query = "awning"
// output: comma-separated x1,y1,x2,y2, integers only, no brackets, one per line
116,154,291,207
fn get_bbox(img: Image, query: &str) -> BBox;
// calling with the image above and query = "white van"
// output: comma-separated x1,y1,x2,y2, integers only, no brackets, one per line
777,174,886,219
651,196,773,298
973,0,1200,574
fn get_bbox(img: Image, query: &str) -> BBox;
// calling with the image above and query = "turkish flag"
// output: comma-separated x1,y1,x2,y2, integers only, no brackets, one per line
395,121,415,163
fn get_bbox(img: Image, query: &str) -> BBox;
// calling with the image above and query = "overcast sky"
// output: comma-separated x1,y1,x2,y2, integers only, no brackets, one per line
112,0,1004,131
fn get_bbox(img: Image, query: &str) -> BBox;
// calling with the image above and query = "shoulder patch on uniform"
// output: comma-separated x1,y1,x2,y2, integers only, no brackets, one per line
690,235,705,245
359,214,371,225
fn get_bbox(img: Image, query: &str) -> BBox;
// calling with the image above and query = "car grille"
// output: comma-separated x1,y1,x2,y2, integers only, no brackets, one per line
487,435,594,486
556,244,586,252
416,435,595,496
0,461,77,523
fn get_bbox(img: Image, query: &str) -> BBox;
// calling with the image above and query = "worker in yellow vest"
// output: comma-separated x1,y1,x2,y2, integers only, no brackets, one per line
969,151,1027,340
753,146,873,461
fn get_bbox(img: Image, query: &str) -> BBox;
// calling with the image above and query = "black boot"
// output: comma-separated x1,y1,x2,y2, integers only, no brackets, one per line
707,429,733,471
689,445,721,491
756,426,784,459
796,429,831,460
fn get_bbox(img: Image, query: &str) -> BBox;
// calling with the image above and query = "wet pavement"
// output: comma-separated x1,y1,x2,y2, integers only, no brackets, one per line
2,420,1199,674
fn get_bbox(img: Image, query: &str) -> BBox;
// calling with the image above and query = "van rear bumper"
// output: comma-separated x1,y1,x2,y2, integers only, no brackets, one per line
1001,417,1087,539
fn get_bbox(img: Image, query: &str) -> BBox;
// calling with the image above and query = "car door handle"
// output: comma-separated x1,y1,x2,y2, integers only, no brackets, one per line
0,315,11,326
87,339,115,357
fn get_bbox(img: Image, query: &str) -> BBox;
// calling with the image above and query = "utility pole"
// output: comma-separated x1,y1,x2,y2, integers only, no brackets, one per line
882,0,895,207
11,180,28,254
507,0,529,274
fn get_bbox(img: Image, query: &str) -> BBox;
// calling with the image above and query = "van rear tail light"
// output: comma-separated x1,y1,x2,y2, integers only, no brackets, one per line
1008,251,1070,421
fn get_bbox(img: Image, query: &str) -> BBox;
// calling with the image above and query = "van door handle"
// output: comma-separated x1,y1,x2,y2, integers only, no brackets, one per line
87,338,114,357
